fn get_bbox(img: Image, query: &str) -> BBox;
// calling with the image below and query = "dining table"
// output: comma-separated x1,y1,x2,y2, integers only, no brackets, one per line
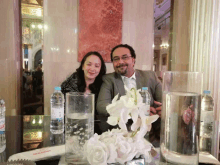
3,115,220,165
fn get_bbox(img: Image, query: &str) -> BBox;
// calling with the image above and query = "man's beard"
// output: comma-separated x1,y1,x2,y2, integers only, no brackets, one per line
116,64,128,75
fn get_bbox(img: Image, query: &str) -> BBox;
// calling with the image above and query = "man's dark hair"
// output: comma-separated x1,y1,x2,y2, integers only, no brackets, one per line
110,44,136,61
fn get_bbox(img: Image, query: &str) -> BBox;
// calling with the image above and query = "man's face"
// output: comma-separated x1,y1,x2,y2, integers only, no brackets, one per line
112,47,135,77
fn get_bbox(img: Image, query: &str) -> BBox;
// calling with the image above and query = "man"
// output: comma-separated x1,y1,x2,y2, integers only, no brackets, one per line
97,44,162,118
96,45,162,146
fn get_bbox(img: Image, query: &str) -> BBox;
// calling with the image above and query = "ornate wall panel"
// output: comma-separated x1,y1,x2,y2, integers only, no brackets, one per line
78,0,123,62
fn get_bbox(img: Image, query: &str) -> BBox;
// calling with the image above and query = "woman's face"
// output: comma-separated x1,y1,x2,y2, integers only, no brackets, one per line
83,55,102,81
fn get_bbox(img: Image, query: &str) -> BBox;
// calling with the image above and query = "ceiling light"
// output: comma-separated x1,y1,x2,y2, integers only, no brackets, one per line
38,24,43,29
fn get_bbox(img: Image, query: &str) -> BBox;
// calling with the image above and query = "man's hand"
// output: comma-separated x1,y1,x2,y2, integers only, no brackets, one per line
150,101,162,117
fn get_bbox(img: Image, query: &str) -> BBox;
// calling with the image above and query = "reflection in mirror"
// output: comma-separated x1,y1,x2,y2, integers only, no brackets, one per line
153,0,171,82
23,115,44,151
21,0,44,115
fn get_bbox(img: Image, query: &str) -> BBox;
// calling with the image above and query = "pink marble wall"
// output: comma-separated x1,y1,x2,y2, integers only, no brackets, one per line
78,0,122,62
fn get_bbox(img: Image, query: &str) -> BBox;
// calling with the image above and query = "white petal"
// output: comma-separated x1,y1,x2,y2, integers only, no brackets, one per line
131,109,138,123
112,93,119,103
107,143,117,163
116,151,137,164
135,127,148,140
120,109,129,123
146,115,159,124
124,85,129,93
131,118,141,131
147,124,152,131
118,119,127,130
106,104,115,114
107,116,118,126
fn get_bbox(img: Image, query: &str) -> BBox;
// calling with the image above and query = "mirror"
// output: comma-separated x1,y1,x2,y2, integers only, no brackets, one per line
21,0,44,115
153,0,171,81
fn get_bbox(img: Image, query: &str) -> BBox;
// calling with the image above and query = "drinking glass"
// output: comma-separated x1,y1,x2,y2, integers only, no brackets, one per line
65,92,94,164
160,72,203,165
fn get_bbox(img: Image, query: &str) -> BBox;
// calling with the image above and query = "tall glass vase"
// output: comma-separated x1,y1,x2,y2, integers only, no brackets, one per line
65,92,94,165
160,72,203,165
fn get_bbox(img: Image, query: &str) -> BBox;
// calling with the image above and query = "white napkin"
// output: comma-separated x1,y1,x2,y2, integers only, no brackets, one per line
8,145,65,162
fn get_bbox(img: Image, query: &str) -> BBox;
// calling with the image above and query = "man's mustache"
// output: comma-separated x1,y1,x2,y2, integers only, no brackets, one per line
116,64,128,68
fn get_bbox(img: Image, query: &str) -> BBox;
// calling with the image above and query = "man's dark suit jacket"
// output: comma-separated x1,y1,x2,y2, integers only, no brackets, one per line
96,69,162,135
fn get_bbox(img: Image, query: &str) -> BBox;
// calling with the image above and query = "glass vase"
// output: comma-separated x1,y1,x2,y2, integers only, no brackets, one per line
65,92,94,165
159,72,203,165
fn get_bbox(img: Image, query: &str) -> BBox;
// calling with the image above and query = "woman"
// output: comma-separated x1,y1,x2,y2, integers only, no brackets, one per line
61,51,106,134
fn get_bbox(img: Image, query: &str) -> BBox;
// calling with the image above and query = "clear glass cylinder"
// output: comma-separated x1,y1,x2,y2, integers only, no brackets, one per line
160,72,203,165
65,92,94,164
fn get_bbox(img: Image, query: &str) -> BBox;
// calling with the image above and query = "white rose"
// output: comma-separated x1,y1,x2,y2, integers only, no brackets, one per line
84,134,108,165
100,135,116,146
134,138,152,163
84,133,117,165
111,128,128,136
115,138,137,164
99,130,113,140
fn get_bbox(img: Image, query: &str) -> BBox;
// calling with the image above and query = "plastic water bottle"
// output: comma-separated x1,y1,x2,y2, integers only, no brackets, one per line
199,90,214,153
0,99,6,162
140,87,151,116
50,87,64,134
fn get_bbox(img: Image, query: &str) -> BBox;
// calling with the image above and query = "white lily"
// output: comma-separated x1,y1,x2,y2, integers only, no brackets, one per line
123,86,144,109
121,86,146,131
134,112,159,141
107,94,130,130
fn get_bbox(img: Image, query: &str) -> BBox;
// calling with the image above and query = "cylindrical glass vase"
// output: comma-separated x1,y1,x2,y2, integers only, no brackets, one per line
65,92,94,164
160,72,203,165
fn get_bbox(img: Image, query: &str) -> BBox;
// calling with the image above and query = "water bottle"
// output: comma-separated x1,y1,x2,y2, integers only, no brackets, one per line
140,87,151,116
50,87,64,134
0,99,6,162
199,90,214,153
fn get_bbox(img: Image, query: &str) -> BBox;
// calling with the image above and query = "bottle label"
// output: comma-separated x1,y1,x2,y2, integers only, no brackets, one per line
51,108,64,121
201,111,214,124
0,118,5,132
145,104,150,116
140,104,150,116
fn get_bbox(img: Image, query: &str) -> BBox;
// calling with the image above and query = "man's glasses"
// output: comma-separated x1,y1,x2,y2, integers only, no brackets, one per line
112,56,132,62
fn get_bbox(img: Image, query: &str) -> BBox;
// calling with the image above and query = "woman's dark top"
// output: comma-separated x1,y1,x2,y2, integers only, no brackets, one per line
61,72,79,94
61,72,102,134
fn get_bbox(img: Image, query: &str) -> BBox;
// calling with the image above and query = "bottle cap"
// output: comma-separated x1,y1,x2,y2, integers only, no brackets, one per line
142,87,148,90
54,86,61,91
203,90,210,94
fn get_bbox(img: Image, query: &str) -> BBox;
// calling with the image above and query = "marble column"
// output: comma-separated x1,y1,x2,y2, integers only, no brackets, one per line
122,0,154,71
0,0,22,116
0,0,22,157
43,0,79,115
169,0,192,71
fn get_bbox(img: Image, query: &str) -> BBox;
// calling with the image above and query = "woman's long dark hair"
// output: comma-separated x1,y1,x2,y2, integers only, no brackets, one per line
76,51,106,97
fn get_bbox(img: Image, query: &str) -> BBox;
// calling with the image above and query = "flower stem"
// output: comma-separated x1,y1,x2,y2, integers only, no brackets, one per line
131,88,137,105
131,128,140,137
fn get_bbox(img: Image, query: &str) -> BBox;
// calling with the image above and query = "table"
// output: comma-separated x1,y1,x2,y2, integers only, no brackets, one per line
5,115,65,163
3,115,220,165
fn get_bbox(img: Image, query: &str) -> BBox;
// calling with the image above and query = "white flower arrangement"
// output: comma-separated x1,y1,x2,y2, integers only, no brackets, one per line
84,86,159,165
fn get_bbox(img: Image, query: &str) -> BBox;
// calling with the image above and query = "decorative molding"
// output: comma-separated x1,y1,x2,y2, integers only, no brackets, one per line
22,44,33,49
